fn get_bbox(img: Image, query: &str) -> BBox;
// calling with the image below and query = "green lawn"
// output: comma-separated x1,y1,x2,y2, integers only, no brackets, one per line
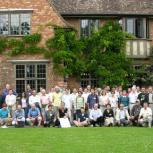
0,127,153,153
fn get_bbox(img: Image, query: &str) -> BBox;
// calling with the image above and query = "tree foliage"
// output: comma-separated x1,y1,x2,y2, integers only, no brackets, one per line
46,22,135,87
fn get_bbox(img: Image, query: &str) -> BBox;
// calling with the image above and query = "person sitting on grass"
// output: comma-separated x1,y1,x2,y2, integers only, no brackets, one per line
115,104,130,126
103,104,114,126
130,100,142,126
26,104,42,127
55,102,69,127
73,107,89,127
44,104,57,127
12,104,25,127
89,103,103,127
138,102,152,128
0,103,12,128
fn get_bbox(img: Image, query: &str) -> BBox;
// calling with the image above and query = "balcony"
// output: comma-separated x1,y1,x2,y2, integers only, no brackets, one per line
126,39,152,58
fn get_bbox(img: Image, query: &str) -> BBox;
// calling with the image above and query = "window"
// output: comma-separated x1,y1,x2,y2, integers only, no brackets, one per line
16,64,46,94
81,73,98,88
80,19,99,37
0,13,31,35
125,18,148,38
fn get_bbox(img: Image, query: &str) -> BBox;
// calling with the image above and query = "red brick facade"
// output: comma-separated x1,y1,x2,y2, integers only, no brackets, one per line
0,0,67,92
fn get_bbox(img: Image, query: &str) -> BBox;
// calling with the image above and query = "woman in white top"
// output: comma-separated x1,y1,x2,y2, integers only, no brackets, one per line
99,90,109,115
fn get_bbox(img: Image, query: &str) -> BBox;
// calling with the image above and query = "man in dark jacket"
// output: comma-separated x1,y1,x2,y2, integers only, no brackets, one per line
103,104,114,126
130,100,142,126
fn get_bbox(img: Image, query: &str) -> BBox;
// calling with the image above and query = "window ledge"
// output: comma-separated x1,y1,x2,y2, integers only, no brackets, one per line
7,60,50,63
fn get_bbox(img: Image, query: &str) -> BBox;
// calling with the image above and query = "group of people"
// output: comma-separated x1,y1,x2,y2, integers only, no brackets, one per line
0,84,152,128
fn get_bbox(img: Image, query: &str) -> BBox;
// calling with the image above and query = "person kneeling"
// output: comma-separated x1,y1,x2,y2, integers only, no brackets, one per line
0,103,12,128
44,105,57,127
26,104,42,127
138,102,152,128
12,104,25,127
115,104,130,126
103,104,114,126
73,107,89,127
89,104,103,127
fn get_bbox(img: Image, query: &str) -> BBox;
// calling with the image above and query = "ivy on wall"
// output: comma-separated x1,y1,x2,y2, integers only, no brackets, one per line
0,33,46,56
0,22,137,87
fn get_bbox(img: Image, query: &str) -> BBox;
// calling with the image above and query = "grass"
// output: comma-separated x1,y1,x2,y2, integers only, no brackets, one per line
0,127,153,153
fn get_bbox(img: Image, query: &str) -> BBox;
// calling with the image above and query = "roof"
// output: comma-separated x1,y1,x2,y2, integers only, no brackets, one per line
52,0,153,16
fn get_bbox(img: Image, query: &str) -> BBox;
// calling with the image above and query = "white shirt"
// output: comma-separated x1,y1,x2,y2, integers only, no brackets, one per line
29,95,41,106
82,92,90,103
109,96,118,108
70,93,78,105
129,92,138,104
89,109,102,120
62,94,72,109
5,94,16,106
48,92,53,103
99,95,109,106
139,107,152,119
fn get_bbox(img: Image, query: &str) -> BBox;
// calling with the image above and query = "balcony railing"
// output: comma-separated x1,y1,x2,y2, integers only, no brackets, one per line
126,39,152,58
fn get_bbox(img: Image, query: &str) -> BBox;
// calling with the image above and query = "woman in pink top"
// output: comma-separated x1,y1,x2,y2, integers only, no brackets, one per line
40,89,50,121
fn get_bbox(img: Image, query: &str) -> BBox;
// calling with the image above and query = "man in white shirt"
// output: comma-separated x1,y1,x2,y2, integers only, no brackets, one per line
62,89,72,122
128,86,138,112
82,88,90,104
5,89,16,117
147,86,153,113
115,104,130,126
29,90,41,108
138,102,152,127
89,103,103,127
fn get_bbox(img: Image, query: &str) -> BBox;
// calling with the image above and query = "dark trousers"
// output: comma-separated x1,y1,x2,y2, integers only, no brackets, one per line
90,116,103,127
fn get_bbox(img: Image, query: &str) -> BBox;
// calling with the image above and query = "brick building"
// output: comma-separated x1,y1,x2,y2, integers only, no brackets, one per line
0,0,153,93
52,0,153,88
0,0,68,93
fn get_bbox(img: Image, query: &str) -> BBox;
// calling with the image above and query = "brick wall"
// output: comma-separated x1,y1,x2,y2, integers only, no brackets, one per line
0,0,66,92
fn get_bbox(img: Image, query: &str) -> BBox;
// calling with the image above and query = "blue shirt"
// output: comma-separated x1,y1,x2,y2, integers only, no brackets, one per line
87,94,99,109
13,109,25,120
0,108,10,118
28,108,40,118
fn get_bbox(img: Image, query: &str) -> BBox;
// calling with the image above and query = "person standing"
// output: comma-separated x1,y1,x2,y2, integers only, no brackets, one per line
146,86,153,113
128,87,138,112
5,89,16,117
52,86,62,112
74,91,85,119
62,89,73,122
137,87,148,107
99,90,109,114
119,90,129,110
87,89,99,111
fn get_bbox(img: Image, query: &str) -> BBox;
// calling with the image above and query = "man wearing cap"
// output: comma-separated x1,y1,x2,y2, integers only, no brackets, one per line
0,104,12,128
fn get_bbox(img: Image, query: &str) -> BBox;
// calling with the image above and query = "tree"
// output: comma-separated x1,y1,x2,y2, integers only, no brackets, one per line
46,22,135,87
